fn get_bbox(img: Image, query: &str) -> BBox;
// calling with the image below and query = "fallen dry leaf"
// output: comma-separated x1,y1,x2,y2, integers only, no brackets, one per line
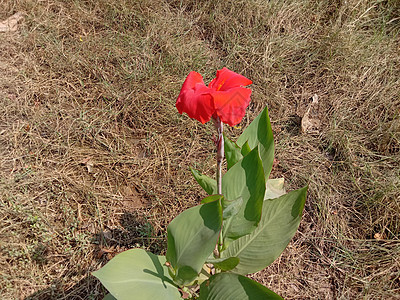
79,157,94,173
121,185,149,209
301,94,321,134
0,12,24,33
97,246,123,260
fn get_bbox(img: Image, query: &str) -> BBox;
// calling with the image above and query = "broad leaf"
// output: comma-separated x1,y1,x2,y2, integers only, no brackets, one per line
240,141,251,156
199,273,283,300
166,200,223,285
237,107,274,179
92,249,181,300
265,178,286,200
222,196,242,220
190,167,217,195
223,134,242,170
201,194,223,204
103,294,117,300
221,147,265,247
206,257,240,271
197,266,211,283
221,186,307,275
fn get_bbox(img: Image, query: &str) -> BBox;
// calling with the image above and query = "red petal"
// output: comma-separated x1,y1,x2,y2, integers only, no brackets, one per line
211,87,251,126
208,67,252,92
176,71,214,124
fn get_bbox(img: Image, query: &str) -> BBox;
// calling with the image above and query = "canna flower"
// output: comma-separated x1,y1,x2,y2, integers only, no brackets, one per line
176,68,252,126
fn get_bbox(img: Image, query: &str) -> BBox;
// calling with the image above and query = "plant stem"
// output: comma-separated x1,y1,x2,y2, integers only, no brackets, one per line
215,117,224,195
214,117,224,259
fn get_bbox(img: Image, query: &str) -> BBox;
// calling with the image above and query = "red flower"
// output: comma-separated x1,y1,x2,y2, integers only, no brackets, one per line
176,68,252,126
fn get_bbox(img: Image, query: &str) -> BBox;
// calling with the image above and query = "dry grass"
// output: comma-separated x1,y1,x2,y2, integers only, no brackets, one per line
0,0,399,299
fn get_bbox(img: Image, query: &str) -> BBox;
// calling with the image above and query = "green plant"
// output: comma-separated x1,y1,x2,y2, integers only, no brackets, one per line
93,69,307,299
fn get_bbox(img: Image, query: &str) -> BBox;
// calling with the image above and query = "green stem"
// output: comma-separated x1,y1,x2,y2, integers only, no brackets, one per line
215,118,224,195
214,117,224,258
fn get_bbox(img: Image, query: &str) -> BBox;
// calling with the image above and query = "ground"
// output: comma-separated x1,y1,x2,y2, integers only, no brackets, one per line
0,0,399,299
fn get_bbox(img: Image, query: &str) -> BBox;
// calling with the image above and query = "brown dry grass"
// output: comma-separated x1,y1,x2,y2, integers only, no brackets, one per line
0,0,399,299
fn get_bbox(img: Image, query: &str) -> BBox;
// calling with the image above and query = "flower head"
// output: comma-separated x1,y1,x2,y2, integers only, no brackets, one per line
176,68,252,126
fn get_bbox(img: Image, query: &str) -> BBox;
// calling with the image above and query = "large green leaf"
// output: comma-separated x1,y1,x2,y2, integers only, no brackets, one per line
223,134,242,170
206,256,240,271
190,167,217,195
201,194,223,204
236,107,274,179
265,178,286,200
199,273,283,300
240,141,251,156
221,147,265,247
92,249,181,300
221,186,307,275
222,196,243,220
166,200,223,285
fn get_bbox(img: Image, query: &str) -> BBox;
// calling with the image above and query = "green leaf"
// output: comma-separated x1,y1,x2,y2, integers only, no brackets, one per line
207,257,240,271
265,178,286,200
222,197,243,220
237,107,274,179
190,167,217,195
166,200,223,285
223,134,242,170
240,141,251,156
201,194,223,204
92,249,181,300
199,273,283,300
103,294,117,300
221,186,307,275
221,147,265,247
